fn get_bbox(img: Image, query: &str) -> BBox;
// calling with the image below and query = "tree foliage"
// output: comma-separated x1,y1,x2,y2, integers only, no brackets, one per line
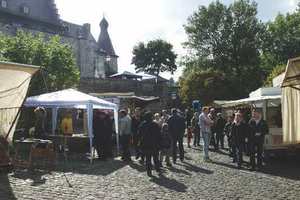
264,64,286,86
179,70,230,105
0,31,79,96
181,0,266,104
132,39,177,75
261,7,300,73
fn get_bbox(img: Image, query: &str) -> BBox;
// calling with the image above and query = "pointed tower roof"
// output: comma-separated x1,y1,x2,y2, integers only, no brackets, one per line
97,17,117,56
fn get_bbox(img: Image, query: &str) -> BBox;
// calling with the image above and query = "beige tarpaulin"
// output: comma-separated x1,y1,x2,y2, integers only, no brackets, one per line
281,57,300,144
0,61,39,142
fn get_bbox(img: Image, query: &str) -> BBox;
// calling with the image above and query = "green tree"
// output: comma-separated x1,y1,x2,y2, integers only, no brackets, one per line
264,64,285,86
0,31,79,95
261,7,300,72
182,0,265,99
132,39,177,76
179,69,230,106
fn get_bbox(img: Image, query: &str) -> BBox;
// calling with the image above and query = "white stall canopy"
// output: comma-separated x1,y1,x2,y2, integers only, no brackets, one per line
281,57,300,144
0,61,39,142
214,87,282,108
24,89,119,162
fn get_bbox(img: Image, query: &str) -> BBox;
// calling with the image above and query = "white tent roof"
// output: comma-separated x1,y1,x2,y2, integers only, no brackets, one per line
214,95,281,108
24,88,118,110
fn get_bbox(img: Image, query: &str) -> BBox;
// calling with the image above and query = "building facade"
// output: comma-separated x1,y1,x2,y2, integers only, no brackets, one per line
0,0,118,78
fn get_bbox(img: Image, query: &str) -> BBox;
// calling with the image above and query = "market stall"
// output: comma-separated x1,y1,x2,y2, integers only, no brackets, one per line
281,57,300,144
24,89,119,163
214,87,283,152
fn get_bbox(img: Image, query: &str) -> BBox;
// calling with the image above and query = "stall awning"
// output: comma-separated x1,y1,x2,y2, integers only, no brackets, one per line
282,57,300,90
214,95,281,108
0,61,40,142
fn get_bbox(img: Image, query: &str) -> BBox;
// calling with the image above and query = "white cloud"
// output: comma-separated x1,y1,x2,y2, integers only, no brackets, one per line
55,0,298,81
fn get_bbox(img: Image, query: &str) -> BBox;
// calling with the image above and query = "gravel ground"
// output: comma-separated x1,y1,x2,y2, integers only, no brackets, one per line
1,145,300,200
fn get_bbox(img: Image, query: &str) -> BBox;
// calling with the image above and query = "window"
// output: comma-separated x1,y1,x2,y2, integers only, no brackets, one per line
1,0,7,8
23,6,29,14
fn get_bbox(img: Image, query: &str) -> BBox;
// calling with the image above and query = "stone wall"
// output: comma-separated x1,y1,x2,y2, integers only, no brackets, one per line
79,78,168,97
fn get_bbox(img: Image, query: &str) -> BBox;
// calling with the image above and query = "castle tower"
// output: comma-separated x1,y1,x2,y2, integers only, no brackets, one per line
97,17,118,77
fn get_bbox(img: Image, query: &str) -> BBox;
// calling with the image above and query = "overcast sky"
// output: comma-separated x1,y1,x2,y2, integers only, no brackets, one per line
55,0,299,80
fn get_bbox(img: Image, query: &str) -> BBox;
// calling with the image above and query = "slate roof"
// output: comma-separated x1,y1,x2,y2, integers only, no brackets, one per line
97,17,117,57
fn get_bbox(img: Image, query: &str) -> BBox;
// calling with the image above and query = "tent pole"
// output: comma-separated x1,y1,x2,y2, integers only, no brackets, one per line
87,103,94,164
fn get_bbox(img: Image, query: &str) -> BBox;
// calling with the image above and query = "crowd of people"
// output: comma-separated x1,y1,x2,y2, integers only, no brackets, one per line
92,106,269,177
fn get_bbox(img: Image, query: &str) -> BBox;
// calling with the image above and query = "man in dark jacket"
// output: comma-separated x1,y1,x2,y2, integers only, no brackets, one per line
231,112,249,168
224,115,234,156
168,108,186,164
248,109,269,170
131,107,143,161
215,113,226,149
138,112,162,177
93,111,113,160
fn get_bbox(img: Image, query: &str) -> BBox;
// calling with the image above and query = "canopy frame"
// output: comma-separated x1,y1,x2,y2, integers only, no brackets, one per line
24,89,119,163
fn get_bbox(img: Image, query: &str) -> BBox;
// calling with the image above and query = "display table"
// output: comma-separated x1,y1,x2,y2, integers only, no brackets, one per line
13,139,55,169
47,134,90,154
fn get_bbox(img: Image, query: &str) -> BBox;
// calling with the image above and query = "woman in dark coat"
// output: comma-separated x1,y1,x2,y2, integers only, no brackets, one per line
138,112,162,177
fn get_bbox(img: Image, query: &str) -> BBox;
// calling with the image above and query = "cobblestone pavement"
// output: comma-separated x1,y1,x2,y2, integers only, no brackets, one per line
1,146,300,200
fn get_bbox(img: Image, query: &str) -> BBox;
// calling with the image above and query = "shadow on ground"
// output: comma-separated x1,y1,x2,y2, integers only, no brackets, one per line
150,174,188,192
262,157,300,181
182,161,214,174
0,172,17,200
211,155,300,181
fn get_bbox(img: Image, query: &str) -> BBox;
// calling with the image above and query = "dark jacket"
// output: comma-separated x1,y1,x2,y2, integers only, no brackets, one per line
231,121,249,146
215,117,226,134
131,116,141,136
167,114,186,139
93,115,113,146
138,120,162,152
248,119,269,142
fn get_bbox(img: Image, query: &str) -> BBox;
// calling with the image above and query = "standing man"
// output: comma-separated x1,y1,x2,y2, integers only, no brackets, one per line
199,107,214,162
168,108,186,164
224,115,234,156
138,112,162,177
191,112,200,147
215,113,226,150
93,111,113,160
231,112,249,169
208,108,217,150
119,109,132,162
131,107,143,161
248,109,269,171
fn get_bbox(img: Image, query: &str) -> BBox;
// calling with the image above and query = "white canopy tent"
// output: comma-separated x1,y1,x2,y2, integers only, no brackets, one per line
24,89,119,163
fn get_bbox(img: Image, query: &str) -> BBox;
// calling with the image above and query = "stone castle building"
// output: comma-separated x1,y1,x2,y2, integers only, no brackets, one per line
0,0,118,78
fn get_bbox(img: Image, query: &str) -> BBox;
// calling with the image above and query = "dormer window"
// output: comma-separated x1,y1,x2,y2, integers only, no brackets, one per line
1,0,7,8
23,6,29,14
